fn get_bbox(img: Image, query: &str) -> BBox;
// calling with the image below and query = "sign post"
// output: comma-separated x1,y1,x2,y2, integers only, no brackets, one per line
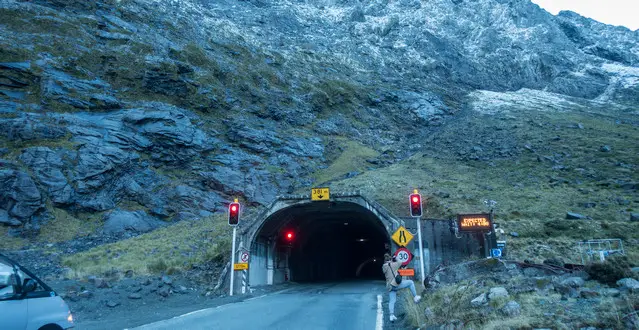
230,225,237,296
415,215,425,285
456,213,494,258
409,189,426,286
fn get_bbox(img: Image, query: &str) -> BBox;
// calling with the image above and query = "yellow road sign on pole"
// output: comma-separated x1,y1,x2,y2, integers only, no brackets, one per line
233,263,249,271
391,226,414,246
311,188,330,201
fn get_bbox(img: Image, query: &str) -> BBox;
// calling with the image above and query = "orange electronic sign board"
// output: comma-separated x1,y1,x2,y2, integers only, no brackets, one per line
457,213,492,232
398,269,415,276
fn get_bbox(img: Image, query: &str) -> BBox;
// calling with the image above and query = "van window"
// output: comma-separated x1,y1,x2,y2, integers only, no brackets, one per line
0,261,16,299
16,269,46,293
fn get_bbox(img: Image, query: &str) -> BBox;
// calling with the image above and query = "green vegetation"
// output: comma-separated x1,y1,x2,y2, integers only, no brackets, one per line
37,207,102,244
310,80,361,114
0,9,80,37
405,276,639,329
0,227,26,251
62,214,231,278
325,101,639,263
585,255,636,285
312,139,379,185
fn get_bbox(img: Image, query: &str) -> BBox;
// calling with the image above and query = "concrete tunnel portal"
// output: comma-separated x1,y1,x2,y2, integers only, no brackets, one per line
242,193,402,286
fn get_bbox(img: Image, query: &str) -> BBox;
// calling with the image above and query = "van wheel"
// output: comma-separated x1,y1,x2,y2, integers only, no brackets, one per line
38,325,63,330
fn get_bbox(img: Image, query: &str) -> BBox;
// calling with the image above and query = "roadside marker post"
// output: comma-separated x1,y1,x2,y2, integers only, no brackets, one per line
411,189,426,286
230,226,237,296
239,246,250,294
415,215,425,285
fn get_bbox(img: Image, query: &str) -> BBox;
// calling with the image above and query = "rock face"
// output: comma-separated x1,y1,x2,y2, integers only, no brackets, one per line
20,147,74,205
0,170,42,224
0,0,637,235
502,301,521,317
488,287,509,299
617,278,639,293
471,293,487,307
103,210,165,236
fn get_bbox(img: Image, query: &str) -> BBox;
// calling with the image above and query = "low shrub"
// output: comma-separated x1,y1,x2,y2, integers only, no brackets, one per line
585,255,635,285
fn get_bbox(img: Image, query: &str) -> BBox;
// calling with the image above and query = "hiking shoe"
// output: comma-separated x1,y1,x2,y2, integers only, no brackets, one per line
413,295,422,304
389,314,398,322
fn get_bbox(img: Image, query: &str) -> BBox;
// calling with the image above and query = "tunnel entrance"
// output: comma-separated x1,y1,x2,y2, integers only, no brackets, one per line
246,198,395,285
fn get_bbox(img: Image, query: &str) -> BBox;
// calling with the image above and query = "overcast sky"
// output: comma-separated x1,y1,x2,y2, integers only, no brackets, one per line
531,0,639,31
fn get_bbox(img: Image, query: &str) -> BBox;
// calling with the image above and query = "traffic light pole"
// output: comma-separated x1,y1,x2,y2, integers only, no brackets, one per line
415,216,426,286
229,226,237,296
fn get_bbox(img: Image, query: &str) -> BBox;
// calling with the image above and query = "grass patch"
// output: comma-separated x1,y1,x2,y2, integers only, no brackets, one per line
326,102,639,263
61,213,231,278
0,9,80,37
409,282,484,328
37,208,101,244
0,227,26,251
408,276,638,329
311,139,378,185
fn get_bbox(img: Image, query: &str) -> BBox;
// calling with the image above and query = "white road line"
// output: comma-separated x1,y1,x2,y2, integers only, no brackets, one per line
126,287,295,329
245,294,267,301
376,294,383,330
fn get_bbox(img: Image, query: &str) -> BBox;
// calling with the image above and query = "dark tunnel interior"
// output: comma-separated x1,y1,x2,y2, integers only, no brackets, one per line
255,201,390,282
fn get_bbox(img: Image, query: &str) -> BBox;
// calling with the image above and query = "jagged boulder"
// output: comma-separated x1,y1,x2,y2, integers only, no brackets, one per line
0,116,66,141
102,210,165,236
0,209,22,226
122,107,214,164
19,147,74,205
166,185,223,216
0,170,42,223
74,145,137,191
41,69,120,110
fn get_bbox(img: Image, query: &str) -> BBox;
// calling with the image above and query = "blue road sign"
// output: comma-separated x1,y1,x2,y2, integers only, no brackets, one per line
491,248,502,258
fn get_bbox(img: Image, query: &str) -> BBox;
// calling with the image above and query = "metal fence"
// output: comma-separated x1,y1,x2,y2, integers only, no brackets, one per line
577,239,625,264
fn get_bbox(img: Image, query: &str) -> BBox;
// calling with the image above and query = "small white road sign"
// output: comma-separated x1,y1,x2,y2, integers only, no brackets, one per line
240,251,250,263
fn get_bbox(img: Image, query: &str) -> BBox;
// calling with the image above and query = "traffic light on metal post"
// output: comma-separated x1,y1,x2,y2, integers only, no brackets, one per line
409,191,422,217
228,200,240,226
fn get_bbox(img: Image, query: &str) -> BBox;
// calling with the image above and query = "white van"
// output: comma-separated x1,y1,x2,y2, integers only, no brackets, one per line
0,254,74,330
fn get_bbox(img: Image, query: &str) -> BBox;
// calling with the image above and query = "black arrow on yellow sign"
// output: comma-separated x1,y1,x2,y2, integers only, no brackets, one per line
399,230,407,244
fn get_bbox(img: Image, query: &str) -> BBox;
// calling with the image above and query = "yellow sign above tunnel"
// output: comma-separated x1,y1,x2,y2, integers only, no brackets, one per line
392,226,414,247
311,187,330,201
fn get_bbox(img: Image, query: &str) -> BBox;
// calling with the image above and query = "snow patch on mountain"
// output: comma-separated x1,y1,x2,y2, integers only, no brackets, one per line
470,89,583,115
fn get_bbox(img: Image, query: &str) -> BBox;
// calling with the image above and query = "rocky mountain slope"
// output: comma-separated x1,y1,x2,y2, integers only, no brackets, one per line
0,0,637,263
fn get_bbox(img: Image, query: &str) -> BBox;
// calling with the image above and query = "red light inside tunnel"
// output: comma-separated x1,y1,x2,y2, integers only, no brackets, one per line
286,232,294,240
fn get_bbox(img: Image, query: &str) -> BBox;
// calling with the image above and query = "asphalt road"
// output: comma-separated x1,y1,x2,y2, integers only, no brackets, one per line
130,281,386,330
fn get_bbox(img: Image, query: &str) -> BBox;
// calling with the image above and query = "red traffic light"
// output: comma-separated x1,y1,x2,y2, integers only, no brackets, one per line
228,202,240,226
285,231,294,241
409,193,422,217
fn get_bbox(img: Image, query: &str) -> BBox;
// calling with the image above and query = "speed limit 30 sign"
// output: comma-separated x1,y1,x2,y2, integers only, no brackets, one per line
394,247,412,266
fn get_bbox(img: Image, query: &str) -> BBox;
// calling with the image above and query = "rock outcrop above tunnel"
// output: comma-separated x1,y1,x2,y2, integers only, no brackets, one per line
0,0,636,238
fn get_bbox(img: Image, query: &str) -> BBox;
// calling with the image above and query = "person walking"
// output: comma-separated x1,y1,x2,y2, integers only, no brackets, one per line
382,253,421,322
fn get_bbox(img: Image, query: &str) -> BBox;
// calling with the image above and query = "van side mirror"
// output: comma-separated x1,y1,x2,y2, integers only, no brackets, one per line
22,278,37,293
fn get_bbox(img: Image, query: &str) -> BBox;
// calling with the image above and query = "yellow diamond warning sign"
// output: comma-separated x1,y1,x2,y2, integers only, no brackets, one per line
391,226,414,247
